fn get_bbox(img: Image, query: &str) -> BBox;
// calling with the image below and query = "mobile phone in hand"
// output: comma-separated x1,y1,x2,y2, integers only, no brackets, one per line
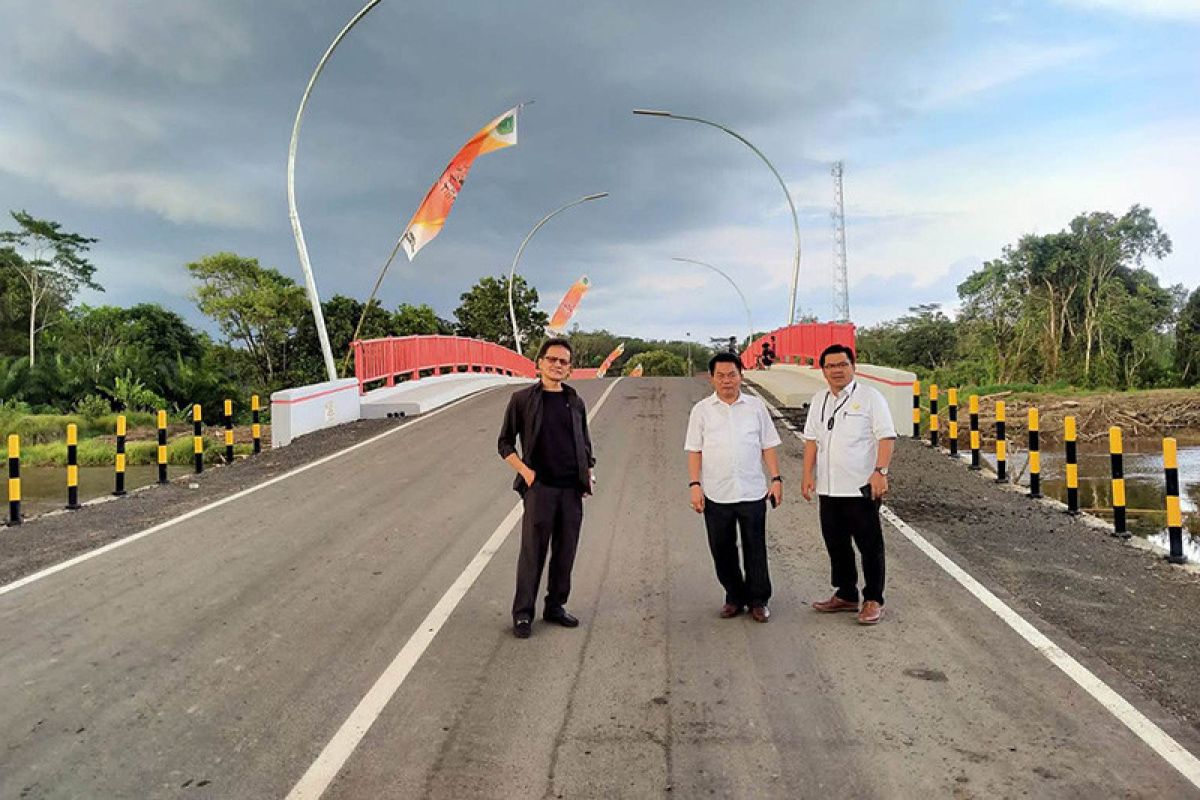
769,493,778,509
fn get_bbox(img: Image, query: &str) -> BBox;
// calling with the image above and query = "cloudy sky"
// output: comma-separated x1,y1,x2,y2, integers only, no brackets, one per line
1,1,1197,345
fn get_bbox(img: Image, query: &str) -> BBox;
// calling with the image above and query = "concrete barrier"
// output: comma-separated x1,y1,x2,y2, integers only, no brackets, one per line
360,373,530,418
270,378,361,448
746,362,917,435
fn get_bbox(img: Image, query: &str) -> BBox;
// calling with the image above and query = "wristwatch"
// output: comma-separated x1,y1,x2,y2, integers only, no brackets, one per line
874,466,889,476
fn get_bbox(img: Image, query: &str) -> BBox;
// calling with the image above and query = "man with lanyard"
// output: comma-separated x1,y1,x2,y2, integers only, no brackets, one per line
685,352,783,622
498,338,595,639
800,344,896,625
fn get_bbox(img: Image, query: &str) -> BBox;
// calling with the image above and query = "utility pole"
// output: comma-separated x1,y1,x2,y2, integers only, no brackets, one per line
831,161,850,323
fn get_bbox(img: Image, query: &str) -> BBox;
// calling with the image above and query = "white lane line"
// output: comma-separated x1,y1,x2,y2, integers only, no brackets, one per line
0,389,498,599
750,386,1200,790
285,378,624,800
881,507,1200,789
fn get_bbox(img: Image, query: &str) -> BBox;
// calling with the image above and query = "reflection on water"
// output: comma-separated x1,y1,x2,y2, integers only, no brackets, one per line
14,464,186,520
979,441,1200,556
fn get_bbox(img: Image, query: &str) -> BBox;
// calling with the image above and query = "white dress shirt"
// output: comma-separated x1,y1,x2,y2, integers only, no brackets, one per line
802,380,897,497
684,391,783,503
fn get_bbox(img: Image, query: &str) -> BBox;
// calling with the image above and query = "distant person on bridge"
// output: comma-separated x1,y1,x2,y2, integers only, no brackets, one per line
498,338,596,639
801,344,896,626
685,352,783,623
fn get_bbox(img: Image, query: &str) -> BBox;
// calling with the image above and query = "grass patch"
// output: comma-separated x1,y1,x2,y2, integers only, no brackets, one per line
19,436,252,467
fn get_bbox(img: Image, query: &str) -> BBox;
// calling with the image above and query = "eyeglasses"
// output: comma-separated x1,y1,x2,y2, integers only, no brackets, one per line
542,356,571,366
823,361,852,370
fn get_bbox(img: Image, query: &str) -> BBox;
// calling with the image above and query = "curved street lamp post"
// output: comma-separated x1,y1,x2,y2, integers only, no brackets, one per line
633,109,802,327
508,192,609,355
289,0,384,382
671,257,754,353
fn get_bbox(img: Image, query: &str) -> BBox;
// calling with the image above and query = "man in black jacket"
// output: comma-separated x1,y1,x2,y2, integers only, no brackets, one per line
498,338,595,639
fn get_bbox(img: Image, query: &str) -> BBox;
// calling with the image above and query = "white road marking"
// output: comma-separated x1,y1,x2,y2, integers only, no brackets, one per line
750,384,1200,790
881,507,1200,789
285,378,624,800
0,389,497,599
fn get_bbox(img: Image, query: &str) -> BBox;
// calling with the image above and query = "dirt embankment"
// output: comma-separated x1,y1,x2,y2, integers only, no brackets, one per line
946,389,1200,446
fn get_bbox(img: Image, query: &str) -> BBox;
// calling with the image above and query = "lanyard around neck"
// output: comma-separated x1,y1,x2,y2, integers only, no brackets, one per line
820,383,856,431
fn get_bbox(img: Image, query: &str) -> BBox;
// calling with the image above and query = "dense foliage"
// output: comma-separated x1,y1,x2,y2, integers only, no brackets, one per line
856,206,1196,390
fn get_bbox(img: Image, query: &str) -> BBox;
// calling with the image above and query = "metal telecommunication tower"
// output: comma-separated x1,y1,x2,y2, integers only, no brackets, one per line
831,161,850,322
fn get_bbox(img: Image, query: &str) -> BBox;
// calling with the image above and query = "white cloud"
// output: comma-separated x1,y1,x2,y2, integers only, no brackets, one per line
1057,0,1200,21
3,1,253,83
0,129,267,228
915,41,1104,109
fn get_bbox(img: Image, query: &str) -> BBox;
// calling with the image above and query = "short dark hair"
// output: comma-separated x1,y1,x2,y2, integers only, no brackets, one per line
708,352,743,375
818,344,856,367
537,338,573,361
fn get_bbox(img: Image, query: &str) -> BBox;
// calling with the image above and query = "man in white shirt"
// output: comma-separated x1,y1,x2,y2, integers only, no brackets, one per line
685,352,784,622
801,344,896,625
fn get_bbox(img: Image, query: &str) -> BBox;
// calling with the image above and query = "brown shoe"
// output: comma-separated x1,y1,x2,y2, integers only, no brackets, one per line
750,605,770,623
720,603,745,619
812,595,859,613
857,601,884,625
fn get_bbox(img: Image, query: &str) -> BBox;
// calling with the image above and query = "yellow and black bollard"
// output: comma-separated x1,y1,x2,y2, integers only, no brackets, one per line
995,401,1008,482
1028,409,1041,499
114,414,127,496
1064,416,1079,515
929,384,940,449
1164,437,1185,564
969,394,981,470
224,399,234,465
7,434,21,526
947,388,959,458
66,423,80,510
156,410,168,484
912,380,921,438
1110,427,1128,539
193,404,204,474
252,395,262,455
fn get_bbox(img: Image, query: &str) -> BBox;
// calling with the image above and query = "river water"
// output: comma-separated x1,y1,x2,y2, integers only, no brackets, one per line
12,464,189,520
982,440,1200,560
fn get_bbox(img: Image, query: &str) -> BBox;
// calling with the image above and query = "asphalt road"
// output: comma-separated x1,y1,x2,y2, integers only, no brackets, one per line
1,377,1196,799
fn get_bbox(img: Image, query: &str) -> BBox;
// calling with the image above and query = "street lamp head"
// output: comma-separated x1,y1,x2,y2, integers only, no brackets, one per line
583,192,610,201
632,108,673,117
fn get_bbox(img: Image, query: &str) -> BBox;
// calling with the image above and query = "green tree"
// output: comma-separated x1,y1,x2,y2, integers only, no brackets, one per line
625,349,687,376
454,274,547,352
0,211,101,367
1176,288,1200,385
186,252,307,388
394,302,453,336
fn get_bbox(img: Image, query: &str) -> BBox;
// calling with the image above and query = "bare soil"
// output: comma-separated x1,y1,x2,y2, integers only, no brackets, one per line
955,388,1200,445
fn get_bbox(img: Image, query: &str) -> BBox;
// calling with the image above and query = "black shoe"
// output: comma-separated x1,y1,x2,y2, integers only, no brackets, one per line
543,608,579,627
513,617,532,638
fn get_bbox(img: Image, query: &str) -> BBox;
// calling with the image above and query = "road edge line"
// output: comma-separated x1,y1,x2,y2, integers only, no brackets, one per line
0,388,498,599
749,386,1200,789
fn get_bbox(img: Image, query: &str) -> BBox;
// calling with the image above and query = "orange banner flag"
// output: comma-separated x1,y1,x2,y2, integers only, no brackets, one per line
596,342,625,379
547,275,590,334
400,106,520,260
629,363,644,377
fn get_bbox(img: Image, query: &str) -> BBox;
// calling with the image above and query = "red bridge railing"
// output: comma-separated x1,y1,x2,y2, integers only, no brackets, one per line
352,336,537,394
741,322,856,369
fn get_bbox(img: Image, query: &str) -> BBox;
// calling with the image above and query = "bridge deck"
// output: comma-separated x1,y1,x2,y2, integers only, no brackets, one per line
0,377,1193,798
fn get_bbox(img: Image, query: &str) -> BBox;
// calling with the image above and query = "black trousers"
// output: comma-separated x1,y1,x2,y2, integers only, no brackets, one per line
513,484,583,621
818,494,886,604
702,496,771,608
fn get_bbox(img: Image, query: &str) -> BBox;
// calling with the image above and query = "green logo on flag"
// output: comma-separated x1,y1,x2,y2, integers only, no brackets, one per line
496,115,514,135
